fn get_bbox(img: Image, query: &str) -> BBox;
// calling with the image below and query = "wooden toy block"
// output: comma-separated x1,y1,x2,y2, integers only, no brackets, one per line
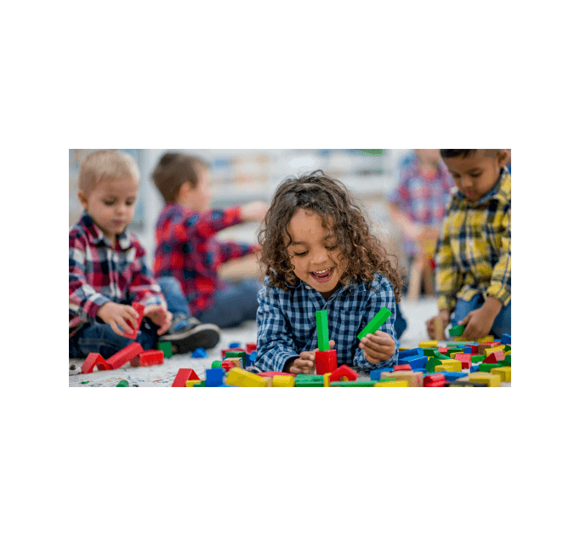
264,377,274,387
81,352,113,374
484,346,504,357
330,381,378,387
374,380,408,387
455,353,472,369
503,353,511,366
191,348,209,358
470,354,486,363
487,350,505,362
477,341,500,354
370,367,393,381
439,371,468,382
329,364,358,383
295,375,325,387
227,357,242,368
433,316,445,341
323,373,331,387
220,359,235,372
477,335,495,343
393,364,412,371
491,366,511,382
257,371,294,377
315,349,337,375
123,302,145,339
205,368,225,387
172,368,200,387
399,347,424,358
449,324,464,337
357,307,392,340
447,381,486,387
500,334,511,345
272,375,295,387
479,362,503,373
225,368,268,387
435,360,462,372
316,310,330,351
468,372,500,387
246,343,257,353
398,355,428,370
130,350,164,367
381,371,423,387
222,349,245,358
419,340,438,349
423,374,446,387
426,358,442,374
185,379,202,387
116,380,129,387
158,340,172,359
106,342,144,370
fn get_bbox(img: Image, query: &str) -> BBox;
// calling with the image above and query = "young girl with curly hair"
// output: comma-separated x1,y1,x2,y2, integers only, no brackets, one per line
256,170,404,374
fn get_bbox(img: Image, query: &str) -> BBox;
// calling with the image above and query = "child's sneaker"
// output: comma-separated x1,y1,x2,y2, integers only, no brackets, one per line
159,315,220,354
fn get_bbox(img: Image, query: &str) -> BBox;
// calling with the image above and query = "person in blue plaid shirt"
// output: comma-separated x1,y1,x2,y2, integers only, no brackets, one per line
255,171,404,373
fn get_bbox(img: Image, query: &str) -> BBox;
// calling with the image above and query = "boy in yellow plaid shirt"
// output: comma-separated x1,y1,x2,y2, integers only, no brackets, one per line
426,149,511,341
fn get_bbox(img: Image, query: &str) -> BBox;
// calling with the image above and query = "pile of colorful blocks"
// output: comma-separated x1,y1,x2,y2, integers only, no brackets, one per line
171,329,512,388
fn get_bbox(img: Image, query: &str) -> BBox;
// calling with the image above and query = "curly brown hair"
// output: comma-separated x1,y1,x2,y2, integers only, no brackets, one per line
258,170,402,301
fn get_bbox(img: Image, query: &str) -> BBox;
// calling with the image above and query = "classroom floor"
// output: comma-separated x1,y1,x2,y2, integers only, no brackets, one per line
69,296,510,386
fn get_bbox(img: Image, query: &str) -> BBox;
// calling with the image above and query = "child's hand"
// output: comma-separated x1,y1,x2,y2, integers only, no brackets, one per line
360,331,395,364
143,304,173,335
240,201,268,223
285,340,336,374
458,307,495,341
97,302,140,337
426,310,450,339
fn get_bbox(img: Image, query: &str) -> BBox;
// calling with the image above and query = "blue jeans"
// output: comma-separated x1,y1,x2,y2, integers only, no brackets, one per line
196,279,262,329
69,276,190,358
452,295,511,338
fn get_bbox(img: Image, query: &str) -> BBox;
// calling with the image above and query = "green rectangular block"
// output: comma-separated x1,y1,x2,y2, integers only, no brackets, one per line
479,362,503,372
357,307,392,340
158,340,172,359
330,381,377,387
295,378,325,387
423,348,439,357
449,325,464,336
225,351,246,358
470,354,486,363
316,310,330,351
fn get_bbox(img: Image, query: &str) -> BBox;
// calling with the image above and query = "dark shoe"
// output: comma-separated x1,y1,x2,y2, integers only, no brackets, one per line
159,316,221,354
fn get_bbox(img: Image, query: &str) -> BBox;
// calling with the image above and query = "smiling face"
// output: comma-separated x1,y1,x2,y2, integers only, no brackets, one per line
443,150,508,203
286,208,347,299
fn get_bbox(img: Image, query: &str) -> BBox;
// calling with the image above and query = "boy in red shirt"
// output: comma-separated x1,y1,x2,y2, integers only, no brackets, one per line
152,153,268,328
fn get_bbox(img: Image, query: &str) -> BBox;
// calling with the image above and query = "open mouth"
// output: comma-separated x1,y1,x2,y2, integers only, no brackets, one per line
310,268,333,283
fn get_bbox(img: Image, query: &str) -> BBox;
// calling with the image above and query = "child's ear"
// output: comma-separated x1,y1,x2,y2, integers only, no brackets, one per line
78,190,89,210
177,181,195,201
497,150,509,168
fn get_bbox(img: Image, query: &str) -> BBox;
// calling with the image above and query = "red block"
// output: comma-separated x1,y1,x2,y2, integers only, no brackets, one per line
394,364,412,371
221,359,236,373
172,368,200,387
124,302,146,339
438,347,448,355
465,344,479,354
81,352,113,374
106,342,144,370
455,353,472,369
131,350,164,367
246,343,257,353
424,374,446,387
315,350,337,375
329,364,358,383
483,350,505,364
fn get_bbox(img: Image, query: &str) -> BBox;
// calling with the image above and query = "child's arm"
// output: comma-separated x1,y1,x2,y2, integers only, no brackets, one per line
353,283,398,370
69,234,114,322
255,286,302,372
434,214,462,314
216,241,260,266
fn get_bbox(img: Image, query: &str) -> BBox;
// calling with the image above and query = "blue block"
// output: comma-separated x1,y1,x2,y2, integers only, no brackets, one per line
229,342,242,349
470,365,480,373
206,368,224,387
414,368,427,374
439,371,469,381
399,355,428,370
500,334,511,345
463,347,472,354
399,348,424,359
370,367,394,381
191,348,209,358
246,350,257,367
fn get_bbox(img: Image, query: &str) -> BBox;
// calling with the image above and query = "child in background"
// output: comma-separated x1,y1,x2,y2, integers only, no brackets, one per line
256,171,403,373
387,149,454,293
69,150,220,359
426,149,511,341
152,153,268,329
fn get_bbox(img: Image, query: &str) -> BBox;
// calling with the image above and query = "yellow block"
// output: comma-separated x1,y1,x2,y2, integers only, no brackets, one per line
323,373,331,387
381,371,423,387
435,360,462,372
375,380,408,387
491,366,511,382
468,372,501,387
484,345,505,356
419,340,438,348
272,375,295,387
454,336,467,342
477,335,495,343
449,352,460,359
185,379,201,387
225,368,268,387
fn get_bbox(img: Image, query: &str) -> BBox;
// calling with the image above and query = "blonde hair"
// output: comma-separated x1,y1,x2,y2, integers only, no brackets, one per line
78,150,140,193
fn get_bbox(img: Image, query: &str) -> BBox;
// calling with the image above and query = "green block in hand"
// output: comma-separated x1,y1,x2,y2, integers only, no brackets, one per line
357,307,392,340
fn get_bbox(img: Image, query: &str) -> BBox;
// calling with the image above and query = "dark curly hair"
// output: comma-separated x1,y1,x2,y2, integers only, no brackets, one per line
258,170,402,302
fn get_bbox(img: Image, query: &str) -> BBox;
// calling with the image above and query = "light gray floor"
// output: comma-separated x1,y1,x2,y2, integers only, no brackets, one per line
69,296,509,386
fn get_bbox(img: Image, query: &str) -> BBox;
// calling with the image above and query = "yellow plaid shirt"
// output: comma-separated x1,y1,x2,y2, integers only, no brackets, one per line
435,168,511,312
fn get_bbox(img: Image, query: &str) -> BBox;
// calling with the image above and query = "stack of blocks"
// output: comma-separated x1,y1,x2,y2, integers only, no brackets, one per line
171,309,511,388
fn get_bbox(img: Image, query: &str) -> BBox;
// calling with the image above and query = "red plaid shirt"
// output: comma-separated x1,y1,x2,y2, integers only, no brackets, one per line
69,213,166,338
153,203,260,316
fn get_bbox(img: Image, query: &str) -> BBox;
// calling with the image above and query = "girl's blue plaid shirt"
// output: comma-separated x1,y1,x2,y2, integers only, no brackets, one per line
256,273,399,372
